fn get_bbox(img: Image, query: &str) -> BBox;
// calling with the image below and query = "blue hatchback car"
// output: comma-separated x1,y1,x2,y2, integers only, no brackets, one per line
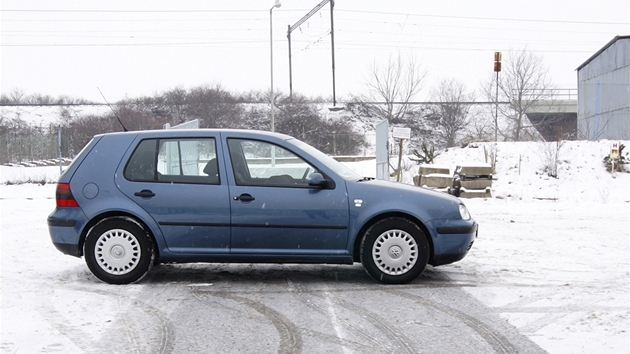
48,129,477,284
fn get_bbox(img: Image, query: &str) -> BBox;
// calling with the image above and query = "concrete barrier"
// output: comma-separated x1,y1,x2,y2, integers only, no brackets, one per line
459,188,493,199
460,179,493,190
415,165,452,188
414,163,494,198
418,164,450,175
453,163,493,198
456,164,493,178
419,174,453,188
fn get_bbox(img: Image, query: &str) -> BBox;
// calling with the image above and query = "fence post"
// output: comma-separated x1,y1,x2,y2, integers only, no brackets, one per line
58,128,62,175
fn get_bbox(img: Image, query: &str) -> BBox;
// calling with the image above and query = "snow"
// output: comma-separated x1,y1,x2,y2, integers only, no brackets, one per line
1,140,629,353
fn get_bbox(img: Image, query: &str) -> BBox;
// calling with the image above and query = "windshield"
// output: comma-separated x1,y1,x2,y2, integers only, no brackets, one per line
289,138,361,181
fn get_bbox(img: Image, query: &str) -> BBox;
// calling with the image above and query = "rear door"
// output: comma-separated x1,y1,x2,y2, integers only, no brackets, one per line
224,137,350,256
116,134,231,254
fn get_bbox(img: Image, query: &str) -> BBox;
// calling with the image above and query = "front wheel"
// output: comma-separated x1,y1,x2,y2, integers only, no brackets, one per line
360,217,429,284
84,217,155,284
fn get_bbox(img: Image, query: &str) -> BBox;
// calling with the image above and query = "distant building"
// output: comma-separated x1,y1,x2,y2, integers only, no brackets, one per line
577,35,630,140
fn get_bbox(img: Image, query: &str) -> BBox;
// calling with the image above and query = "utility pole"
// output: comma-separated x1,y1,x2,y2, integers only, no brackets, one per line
329,0,337,106
494,52,502,142
270,0,281,132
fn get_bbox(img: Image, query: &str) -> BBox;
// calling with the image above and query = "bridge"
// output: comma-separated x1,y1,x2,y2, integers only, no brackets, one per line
524,89,578,141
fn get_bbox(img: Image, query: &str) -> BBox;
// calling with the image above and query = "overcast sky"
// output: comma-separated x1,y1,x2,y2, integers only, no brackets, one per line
1,0,628,103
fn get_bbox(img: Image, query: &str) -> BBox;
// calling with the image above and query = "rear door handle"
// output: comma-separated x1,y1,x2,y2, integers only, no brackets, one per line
233,193,255,202
134,189,156,198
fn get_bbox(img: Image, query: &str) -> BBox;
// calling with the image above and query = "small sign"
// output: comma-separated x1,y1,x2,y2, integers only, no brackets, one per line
610,141,620,160
392,127,411,140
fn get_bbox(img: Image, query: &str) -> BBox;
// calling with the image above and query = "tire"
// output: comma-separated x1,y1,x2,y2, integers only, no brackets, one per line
360,217,429,284
84,217,155,284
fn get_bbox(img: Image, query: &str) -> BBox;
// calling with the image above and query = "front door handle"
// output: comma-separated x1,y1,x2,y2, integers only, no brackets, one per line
233,193,255,202
134,189,156,198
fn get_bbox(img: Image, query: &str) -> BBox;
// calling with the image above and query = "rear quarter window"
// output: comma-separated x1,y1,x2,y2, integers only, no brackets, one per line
124,139,157,181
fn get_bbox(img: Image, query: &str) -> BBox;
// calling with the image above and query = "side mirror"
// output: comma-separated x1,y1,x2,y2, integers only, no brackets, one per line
307,173,328,187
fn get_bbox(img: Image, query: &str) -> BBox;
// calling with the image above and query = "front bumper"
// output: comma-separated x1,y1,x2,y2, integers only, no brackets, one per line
429,220,478,266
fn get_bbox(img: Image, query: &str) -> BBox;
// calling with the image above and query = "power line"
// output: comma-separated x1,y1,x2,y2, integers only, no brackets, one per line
1,40,264,47
3,8,627,26
0,9,265,13
336,9,629,26
0,41,599,54
2,8,627,25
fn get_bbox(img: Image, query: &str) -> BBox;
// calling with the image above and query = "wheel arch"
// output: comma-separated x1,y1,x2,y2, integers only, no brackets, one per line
79,211,160,260
352,212,435,264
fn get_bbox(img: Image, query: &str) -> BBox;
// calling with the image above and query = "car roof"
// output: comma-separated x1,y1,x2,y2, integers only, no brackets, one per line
95,128,294,141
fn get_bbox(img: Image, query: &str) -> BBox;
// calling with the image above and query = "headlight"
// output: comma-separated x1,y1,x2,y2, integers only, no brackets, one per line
459,204,471,220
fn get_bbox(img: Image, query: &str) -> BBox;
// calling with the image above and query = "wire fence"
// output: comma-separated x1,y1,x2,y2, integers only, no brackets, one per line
0,126,63,165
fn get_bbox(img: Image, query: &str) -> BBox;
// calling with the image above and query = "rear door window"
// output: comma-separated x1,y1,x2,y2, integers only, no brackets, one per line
124,138,219,184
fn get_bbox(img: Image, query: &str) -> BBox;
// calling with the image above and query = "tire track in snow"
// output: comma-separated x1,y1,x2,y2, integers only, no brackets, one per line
384,288,520,354
57,276,175,354
190,285,303,354
285,279,416,354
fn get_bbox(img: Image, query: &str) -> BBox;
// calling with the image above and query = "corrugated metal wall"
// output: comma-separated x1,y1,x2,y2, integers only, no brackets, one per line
577,38,630,140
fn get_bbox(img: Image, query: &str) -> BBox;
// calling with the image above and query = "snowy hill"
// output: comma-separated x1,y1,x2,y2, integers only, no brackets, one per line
431,140,630,203
341,139,630,204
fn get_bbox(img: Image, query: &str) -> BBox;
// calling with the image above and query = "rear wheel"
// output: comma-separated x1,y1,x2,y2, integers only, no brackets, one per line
360,217,429,284
84,217,155,284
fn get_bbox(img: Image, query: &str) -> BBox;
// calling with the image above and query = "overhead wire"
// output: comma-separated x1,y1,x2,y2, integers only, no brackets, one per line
2,6,625,55
1,7,627,25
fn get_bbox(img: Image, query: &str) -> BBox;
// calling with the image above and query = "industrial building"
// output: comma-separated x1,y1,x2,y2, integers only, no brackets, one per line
577,35,630,140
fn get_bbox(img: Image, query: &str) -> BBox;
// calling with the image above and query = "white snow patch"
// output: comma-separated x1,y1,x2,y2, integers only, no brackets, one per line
1,139,628,353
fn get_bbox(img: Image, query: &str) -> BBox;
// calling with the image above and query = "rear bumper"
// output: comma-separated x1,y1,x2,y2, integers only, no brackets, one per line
52,242,81,257
47,207,88,257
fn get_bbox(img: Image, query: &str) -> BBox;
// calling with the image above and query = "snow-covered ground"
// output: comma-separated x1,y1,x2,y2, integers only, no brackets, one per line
1,140,629,353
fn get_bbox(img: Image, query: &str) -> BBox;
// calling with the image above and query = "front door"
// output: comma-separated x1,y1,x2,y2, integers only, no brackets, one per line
225,138,349,256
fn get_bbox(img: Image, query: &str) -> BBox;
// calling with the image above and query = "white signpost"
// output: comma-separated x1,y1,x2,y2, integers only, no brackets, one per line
375,120,389,180
610,141,620,159
392,127,411,182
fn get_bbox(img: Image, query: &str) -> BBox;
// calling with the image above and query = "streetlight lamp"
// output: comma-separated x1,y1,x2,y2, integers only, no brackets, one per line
270,0,281,132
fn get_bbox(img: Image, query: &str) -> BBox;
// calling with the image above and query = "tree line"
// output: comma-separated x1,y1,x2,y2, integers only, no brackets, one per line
1,49,562,164
0,85,366,164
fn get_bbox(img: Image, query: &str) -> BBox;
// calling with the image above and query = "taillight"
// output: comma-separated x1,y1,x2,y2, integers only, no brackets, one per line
56,183,79,207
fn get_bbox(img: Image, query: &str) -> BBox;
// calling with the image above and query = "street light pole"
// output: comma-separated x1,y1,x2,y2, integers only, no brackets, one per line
270,0,281,132
329,0,336,107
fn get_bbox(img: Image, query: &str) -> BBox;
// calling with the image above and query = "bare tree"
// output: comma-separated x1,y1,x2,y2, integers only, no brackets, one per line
462,108,495,145
427,79,475,148
186,84,243,128
485,49,555,141
7,88,26,104
274,94,364,155
538,140,565,178
163,87,189,124
364,53,427,123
